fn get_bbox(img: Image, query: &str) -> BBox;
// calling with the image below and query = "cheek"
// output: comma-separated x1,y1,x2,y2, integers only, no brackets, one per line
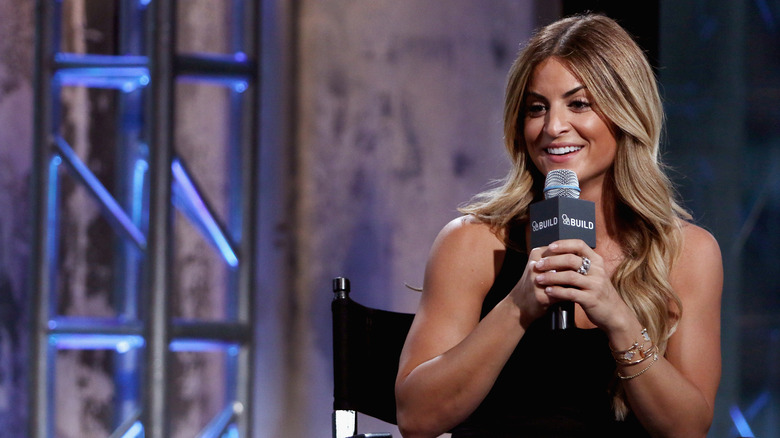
523,118,542,145
580,116,614,143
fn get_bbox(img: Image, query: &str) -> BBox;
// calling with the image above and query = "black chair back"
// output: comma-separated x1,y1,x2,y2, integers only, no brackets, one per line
332,277,415,426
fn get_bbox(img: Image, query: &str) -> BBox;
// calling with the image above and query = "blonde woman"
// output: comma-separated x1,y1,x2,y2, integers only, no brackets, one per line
395,14,722,437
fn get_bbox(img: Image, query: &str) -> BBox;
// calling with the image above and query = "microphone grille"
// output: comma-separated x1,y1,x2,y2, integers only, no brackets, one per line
543,169,581,199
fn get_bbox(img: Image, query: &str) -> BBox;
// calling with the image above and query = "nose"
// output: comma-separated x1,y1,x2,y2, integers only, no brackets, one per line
544,104,569,137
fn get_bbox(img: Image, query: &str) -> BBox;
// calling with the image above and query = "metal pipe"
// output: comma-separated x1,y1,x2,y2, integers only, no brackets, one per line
143,0,176,436
29,0,57,436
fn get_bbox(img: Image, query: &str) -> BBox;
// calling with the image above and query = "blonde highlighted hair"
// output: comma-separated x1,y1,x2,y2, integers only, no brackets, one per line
459,13,691,418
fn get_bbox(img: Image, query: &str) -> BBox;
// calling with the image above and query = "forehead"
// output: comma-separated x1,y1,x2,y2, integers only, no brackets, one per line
526,57,585,94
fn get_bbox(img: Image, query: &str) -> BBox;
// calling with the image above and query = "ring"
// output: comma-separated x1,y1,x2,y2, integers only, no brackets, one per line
577,257,591,275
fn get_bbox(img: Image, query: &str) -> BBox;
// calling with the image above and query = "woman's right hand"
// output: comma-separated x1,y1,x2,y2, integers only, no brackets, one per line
507,246,553,329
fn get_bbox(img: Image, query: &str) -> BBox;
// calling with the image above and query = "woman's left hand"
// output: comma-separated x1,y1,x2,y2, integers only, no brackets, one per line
532,239,632,331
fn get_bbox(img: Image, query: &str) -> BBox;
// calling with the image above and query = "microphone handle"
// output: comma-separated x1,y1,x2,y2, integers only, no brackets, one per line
549,301,575,330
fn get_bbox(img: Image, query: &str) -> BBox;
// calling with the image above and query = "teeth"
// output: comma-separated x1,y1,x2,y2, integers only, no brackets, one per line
546,146,582,155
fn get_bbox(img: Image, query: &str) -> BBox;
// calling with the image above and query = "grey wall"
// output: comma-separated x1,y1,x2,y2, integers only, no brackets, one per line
280,1,552,436
0,0,33,434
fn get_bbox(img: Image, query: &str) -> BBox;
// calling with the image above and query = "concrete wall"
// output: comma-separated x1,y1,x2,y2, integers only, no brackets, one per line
0,0,33,434
281,1,552,435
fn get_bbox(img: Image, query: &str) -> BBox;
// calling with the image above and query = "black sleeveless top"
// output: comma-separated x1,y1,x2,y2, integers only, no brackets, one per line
450,242,650,437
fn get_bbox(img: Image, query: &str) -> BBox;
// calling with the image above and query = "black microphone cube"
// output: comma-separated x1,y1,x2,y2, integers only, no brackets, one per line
530,197,596,249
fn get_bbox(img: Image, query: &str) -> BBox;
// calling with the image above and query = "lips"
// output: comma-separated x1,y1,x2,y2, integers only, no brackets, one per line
545,145,583,155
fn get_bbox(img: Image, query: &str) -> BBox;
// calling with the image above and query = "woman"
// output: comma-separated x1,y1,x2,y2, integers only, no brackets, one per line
395,14,722,438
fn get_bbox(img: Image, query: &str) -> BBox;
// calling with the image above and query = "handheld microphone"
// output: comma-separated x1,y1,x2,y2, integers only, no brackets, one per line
529,169,596,330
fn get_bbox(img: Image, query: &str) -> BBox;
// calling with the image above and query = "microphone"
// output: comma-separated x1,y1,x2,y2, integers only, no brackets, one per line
529,169,596,330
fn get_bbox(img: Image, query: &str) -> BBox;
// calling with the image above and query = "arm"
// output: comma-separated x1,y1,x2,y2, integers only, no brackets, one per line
537,225,722,437
395,217,548,438
621,224,722,437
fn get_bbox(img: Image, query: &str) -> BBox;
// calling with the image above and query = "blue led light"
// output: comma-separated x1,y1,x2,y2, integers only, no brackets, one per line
233,81,248,93
171,159,239,267
50,333,145,351
132,157,149,225
121,421,144,438
223,425,239,438
116,341,132,354
54,137,147,250
729,404,755,438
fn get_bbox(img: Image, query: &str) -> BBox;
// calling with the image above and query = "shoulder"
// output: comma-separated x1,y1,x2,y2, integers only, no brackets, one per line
671,221,723,300
428,216,507,269
433,215,504,250
424,216,507,296
677,221,722,267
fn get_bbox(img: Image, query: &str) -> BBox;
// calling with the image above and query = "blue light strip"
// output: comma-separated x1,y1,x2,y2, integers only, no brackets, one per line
171,158,239,267
169,339,240,353
132,157,149,225
120,421,144,438
55,53,149,66
745,389,770,418
729,404,755,438
53,136,147,250
107,411,142,438
54,54,150,92
194,402,243,438
47,156,62,317
54,68,150,92
50,333,145,352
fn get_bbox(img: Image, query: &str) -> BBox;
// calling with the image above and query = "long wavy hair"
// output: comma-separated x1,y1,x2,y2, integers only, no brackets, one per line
459,13,691,418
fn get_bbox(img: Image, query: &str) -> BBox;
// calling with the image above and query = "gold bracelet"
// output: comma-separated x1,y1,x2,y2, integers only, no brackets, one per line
614,344,657,366
618,352,658,380
611,328,652,363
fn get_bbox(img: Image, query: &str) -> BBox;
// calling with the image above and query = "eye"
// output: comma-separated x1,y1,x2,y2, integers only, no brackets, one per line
525,102,547,117
569,99,592,111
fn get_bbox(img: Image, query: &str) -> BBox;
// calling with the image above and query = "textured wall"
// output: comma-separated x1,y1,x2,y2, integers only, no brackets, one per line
0,0,33,434
287,1,550,435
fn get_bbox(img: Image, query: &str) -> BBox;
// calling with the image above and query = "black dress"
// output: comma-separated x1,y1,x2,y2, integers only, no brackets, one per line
450,240,650,437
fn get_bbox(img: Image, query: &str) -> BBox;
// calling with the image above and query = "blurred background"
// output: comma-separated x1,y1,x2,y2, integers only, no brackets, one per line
0,0,776,437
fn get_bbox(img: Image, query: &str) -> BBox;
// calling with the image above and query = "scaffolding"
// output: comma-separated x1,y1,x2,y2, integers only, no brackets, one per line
30,1,260,436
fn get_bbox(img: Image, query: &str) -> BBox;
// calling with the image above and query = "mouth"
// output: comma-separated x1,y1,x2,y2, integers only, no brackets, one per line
545,145,583,156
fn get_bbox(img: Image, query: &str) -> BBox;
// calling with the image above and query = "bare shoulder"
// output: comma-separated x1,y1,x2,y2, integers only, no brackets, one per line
424,216,506,303
679,221,721,254
677,222,722,268
672,221,723,300
433,215,504,252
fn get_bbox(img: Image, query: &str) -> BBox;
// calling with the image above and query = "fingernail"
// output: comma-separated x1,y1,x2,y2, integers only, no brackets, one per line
549,243,558,250
536,274,545,283
545,287,553,294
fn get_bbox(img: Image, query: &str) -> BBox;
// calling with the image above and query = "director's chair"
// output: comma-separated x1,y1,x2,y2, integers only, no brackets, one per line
331,277,415,438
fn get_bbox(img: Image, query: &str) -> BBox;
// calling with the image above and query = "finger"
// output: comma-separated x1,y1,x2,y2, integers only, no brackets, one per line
528,246,547,262
536,253,586,273
536,269,588,290
543,284,583,302
545,239,594,257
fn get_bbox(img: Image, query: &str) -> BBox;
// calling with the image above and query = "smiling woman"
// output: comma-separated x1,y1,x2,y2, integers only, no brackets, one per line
394,13,722,438
522,57,617,198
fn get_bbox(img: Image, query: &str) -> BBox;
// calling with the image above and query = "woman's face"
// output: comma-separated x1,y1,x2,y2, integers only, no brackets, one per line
523,57,617,195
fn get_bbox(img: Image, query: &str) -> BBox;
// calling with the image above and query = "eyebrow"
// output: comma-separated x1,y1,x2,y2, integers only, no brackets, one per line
526,85,587,100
